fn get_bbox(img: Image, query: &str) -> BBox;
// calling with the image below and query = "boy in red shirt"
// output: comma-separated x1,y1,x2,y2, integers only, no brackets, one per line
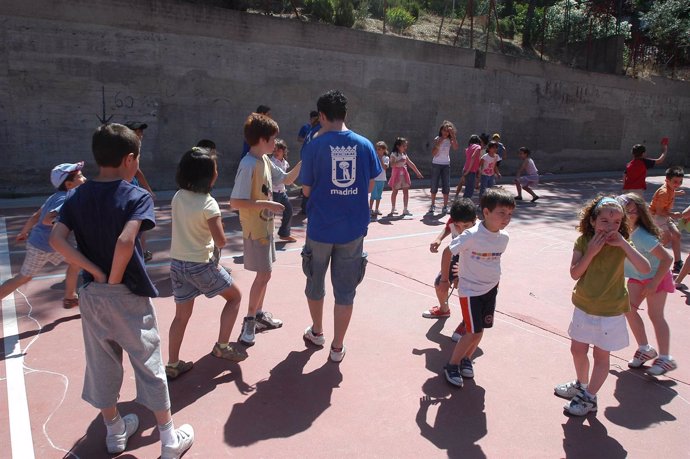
622,140,667,196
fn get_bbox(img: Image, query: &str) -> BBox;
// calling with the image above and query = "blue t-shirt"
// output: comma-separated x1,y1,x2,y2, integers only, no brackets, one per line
27,191,67,252
298,123,312,140
300,130,382,244
625,227,661,281
58,180,158,297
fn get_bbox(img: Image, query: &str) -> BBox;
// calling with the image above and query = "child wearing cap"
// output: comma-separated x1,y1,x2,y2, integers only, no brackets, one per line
0,162,86,308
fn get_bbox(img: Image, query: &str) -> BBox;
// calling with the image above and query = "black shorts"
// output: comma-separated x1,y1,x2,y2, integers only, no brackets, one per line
459,284,498,333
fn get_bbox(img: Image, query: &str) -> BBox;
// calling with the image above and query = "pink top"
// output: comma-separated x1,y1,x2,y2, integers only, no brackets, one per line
463,144,482,173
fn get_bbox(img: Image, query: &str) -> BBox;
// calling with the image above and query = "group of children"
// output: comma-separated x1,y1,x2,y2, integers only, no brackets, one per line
419,140,686,419
2,120,686,459
367,126,541,218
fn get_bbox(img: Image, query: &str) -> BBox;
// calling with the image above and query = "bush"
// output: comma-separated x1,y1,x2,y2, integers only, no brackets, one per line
369,0,420,20
305,0,334,22
498,17,516,39
387,6,415,32
334,0,356,26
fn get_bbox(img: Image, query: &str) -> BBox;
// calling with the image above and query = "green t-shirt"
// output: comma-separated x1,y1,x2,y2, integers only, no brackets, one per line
571,235,630,317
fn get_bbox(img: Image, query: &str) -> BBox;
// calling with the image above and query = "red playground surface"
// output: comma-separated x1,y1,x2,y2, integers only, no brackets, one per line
2,174,689,458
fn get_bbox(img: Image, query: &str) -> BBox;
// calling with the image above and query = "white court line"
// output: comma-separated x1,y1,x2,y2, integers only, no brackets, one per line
0,217,36,459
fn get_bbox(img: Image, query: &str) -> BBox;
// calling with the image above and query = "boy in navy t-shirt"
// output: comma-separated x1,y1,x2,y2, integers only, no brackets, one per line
299,90,382,363
50,124,193,458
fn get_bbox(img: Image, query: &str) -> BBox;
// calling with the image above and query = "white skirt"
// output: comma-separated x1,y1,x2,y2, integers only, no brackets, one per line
568,307,629,352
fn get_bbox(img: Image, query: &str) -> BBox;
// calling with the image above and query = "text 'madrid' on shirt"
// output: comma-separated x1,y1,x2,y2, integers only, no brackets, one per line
300,130,382,244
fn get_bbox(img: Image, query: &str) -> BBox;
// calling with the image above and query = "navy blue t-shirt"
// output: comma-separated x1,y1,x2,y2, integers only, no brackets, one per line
58,180,158,297
300,130,381,244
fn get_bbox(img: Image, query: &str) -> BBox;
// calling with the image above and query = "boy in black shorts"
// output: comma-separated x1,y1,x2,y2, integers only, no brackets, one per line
442,187,515,387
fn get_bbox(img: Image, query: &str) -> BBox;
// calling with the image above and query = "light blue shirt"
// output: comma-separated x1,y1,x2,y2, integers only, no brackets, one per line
624,227,661,280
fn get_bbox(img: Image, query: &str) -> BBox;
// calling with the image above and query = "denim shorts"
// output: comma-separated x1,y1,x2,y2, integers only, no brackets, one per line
301,236,367,305
170,258,233,303
371,181,385,200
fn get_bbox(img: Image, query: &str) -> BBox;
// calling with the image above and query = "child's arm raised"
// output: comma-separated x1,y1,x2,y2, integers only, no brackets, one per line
606,232,651,274
16,207,41,242
50,223,106,282
570,233,607,280
651,142,668,165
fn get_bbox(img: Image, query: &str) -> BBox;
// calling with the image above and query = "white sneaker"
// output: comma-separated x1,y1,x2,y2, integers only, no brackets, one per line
161,424,194,459
329,345,346,362
554,380,584,399
402,209,412,216
106,413,139,454
303,326,325,346
238,317,256,346
564,393,597,416
628,347,658,368
646,357,678,376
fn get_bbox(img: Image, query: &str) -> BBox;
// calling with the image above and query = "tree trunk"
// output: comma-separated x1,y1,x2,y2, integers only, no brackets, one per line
522,0,537,47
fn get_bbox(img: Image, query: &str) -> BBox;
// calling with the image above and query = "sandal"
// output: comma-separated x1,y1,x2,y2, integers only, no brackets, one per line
63,297,79,309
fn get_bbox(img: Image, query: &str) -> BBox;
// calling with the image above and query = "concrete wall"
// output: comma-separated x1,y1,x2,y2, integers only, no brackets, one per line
1,0,688,195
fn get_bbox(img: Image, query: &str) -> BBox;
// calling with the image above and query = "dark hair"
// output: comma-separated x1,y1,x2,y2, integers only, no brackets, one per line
244,113,279,146
449,198,477,223
274,138,288,158
619,193,661,239
480,187,516,212
176,147,217,194
317,90,347,122
479,133,490,146
309,110,319,118
255,105,271,115
486,141,499,152
58,170,81,191
519,147,530,156
196,139,216,150
392,137,407,153
578,195,629,239
92,124,140,168
468,135,481,146
665,166,684,179
631,144,646,158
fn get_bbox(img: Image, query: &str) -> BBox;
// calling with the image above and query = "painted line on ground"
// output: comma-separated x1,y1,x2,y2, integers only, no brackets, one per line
0,217,36,459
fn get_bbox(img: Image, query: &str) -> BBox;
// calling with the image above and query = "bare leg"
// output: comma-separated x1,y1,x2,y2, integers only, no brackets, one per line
523,185,538,199
217,284,242,344
168,300,195,363
390,189,398,212
403,188,409,210
449,332,482,365
374,199,381,213
669,226,681,262
0,274,31,300
624,282,649,347
675,253,690,285
307,297,325,334
442,193,449,207
430,192,437,208
571,340,590,385
514,179,523,198
588,346,611,395
435,283,450,313
332,304,353,349
247,271,271,317
647,291,670,355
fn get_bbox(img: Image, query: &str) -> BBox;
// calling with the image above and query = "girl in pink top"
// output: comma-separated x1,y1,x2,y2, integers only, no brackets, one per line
455,135,483,199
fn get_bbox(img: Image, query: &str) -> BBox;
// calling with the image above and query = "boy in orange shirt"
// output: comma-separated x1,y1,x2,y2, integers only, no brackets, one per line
649,166,685,273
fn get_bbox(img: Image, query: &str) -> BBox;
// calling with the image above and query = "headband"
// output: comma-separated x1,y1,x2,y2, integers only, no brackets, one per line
595,197,623,212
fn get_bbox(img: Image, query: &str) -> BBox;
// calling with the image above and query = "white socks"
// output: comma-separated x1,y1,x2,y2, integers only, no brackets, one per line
105,413,125,436
159,420,178,448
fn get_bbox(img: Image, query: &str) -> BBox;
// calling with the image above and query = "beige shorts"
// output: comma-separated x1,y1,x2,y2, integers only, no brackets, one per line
242,235,276,272
20,242,65,277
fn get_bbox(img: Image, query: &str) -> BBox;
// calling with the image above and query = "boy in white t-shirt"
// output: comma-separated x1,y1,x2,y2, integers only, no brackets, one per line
442,187,515,387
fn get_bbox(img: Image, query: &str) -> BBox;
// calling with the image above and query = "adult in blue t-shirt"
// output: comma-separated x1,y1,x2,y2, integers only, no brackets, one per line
299,90,382,363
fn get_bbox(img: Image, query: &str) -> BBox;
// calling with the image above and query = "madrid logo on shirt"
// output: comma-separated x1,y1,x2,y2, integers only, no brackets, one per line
330,145,358,195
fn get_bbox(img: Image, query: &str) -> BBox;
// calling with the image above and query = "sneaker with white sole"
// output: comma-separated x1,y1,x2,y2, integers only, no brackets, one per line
628,347,658,368
303,326,325,346
564,393,597,416
161,424,194,459
429,204,436,214
238,317,256,346
106,413,139,454
441,205,449,214
460,357,474,378
444,364,464,387
402,209,412,216
422,306,451,319
211,343,248,362
554,380,584,399
646,357,678,376
255,311,283,331
329,345,346,362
